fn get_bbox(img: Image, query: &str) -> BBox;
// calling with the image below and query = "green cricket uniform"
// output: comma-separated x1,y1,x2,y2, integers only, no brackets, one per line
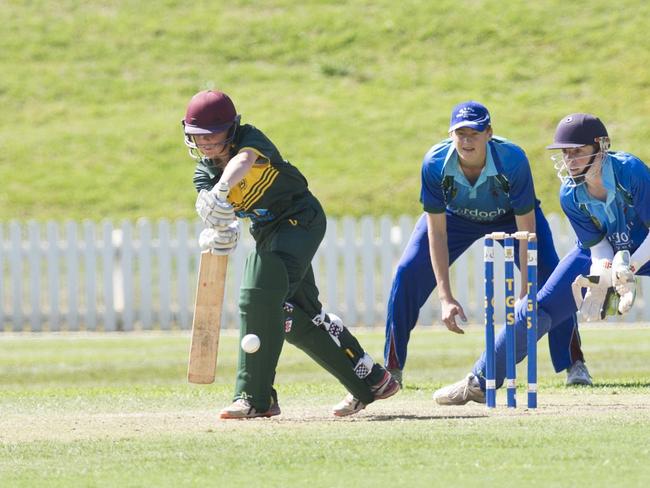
193,124,383,411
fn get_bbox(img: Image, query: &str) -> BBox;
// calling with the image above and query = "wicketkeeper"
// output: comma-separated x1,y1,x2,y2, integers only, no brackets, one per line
183,90,399,419
384,101,591,391
434,113,650,405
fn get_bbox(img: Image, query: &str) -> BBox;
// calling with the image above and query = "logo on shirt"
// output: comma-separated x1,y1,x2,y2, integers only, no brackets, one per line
235,208,275,223
608,231,632,250
447,205,508,221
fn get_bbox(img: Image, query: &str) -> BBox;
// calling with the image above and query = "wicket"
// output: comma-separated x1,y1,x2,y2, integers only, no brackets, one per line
483,231,538,409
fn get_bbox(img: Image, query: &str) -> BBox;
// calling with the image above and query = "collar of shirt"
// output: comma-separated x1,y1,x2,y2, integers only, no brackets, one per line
575,155,617,223
442,143,497,198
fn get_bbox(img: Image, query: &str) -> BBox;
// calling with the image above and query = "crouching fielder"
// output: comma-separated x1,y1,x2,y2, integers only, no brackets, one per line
183,90,399,419
543,113,650,324
434,113,650,405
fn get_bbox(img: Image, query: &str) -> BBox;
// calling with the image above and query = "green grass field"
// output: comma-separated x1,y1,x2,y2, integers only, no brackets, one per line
2,1,650,486
2,0,650,221
1,326,649,487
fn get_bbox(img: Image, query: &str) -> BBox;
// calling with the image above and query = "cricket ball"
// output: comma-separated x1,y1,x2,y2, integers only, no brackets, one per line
241,334,261,353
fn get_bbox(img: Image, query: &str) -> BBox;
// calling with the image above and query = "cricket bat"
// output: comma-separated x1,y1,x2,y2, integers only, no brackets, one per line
187,250,228,384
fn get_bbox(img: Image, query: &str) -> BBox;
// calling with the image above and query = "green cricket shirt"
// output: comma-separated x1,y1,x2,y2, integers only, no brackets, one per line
193,124,311,224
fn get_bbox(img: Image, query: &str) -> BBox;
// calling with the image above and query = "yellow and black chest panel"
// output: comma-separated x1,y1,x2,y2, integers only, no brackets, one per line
228,156,279,212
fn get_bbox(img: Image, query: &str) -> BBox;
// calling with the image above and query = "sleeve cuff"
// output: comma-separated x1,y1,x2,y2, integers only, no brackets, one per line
239,146,269,163
513,203,535,216
582,235,608,249
423,205,446,214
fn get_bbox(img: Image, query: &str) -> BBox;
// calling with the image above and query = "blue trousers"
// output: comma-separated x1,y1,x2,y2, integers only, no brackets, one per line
472,245,650,388
384,208,583,373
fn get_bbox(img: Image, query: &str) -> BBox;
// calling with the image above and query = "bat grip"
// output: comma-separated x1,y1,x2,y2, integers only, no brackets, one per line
215,181,229,201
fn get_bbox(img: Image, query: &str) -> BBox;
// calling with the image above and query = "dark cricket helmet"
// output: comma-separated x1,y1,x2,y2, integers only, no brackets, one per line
183,90,239,135
182,90,241,160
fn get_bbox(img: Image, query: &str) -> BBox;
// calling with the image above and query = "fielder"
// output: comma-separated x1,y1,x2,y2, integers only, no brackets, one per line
183,90,399,419
384,101,591,388
434,113,650,405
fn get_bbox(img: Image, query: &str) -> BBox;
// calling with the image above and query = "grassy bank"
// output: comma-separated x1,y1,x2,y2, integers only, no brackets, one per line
2,0,650,221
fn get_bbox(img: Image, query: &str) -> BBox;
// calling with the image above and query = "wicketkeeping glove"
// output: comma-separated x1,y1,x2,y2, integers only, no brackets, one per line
198,221,241,255
571,258,613,322
612,250,636,314
195,189,235,228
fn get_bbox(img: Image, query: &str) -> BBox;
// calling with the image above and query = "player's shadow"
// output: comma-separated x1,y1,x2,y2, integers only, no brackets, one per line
592,381,650,388
366,413,489,422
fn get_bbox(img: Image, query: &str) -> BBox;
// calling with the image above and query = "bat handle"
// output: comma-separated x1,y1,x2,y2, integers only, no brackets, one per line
215,181,229,201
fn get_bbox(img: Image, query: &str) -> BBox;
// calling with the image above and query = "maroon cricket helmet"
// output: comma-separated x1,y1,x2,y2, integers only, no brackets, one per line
183,90,238,135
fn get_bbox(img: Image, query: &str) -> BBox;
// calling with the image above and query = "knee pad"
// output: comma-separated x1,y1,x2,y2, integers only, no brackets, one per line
310,310,367,365
312,311,345,346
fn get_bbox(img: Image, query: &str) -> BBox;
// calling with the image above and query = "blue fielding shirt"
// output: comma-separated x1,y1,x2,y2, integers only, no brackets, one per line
560,151,650,252
420,136,536,223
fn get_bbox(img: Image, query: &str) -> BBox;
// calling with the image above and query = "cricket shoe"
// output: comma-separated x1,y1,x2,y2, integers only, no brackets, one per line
332,370,401,417
433,373,486,405
566,360,593,386
219,398,281,419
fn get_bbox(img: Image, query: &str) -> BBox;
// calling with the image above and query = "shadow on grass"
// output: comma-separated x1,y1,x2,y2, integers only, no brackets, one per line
592,382,650,388
365,413,489,422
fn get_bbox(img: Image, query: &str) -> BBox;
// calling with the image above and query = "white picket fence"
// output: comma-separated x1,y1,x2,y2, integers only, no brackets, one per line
0,215,648,332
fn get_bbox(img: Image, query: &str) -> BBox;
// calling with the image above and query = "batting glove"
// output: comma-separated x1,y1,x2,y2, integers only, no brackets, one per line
195,189,235,228
198,221,240,255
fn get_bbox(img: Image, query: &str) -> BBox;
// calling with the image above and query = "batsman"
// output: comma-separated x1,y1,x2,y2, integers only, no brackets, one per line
182,90,399,419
